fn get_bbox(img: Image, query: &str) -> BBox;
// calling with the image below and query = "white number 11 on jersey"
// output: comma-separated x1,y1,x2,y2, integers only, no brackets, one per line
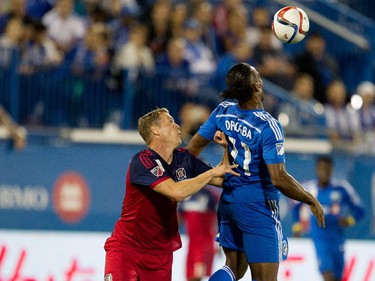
228,136,251,176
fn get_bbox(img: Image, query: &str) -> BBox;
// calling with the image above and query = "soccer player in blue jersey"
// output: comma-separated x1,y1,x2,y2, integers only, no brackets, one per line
186,63,325,281
292,156,365,281
104,108,239,281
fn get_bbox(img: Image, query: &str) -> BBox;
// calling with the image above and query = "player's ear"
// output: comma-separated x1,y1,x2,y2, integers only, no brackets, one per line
150,125,160,136
255,82,262,92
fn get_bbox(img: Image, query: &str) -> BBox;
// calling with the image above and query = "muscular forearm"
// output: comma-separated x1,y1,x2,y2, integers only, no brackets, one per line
185,133,210,156
172,169,218,200
275,173,316,205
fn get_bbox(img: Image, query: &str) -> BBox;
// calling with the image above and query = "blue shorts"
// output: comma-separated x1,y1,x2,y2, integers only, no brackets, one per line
314,238,344,279
217,198,288,263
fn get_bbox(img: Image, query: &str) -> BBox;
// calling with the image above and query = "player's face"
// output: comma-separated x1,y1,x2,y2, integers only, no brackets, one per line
158,113,182,147
254,70,264,101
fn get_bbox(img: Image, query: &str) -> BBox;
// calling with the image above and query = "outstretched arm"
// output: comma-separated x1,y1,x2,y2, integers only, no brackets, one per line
185,133,211,157
267,162,325,228
208,131,231,186
153,162,239,201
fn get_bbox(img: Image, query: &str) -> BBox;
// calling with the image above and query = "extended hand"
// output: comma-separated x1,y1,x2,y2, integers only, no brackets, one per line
214,131,227,148
213,163,240,178
310,200,325,228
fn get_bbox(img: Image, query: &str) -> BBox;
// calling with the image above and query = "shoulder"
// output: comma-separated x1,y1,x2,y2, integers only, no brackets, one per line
254,111,283,140
218,101,236,109
131,149,158,167
212,101,237,116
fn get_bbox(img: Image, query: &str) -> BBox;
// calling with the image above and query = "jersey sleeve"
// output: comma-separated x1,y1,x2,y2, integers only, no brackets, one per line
261,122,285,164
197,106,221,140
341,180,366,221
129,154,170,189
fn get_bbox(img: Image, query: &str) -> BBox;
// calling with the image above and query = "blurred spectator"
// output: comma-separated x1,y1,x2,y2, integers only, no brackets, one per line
42,0,86,54
179,103,210,143
253,26,296,90
0,17,24,67
220,5,252,54
101,0,141,19
26,0,53,20
178,185,220,281
20,20,62,74
355,81,375,154
247,6,282,50
170,3,188,38
113,23,154,80
183,18,216,75
212,0,242,39
211,40,254,93
83,2,111,26
293,32,340,104
156,37,190,72
355,81,375,131
324,80,362,151
0,0,30,34
191,1,219,59
154,37,197,123
278,74,325,136
69,22,111,76
146,0,172,59
110,5,141,52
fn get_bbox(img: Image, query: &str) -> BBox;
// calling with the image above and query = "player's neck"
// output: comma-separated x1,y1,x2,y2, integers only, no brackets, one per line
149,143,175,164
238,100,264,110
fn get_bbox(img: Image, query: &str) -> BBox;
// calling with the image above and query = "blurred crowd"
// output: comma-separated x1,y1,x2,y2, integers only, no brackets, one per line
0,0,374,153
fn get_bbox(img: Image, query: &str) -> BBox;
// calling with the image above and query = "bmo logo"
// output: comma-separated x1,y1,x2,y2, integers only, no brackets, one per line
53,171,91,223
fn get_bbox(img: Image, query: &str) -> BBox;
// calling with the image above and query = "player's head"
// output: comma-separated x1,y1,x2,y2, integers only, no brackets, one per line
221,63,263,103
138,108,169,145
315,155,333,186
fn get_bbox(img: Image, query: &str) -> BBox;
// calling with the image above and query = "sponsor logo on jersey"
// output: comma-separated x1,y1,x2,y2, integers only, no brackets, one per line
151,159,166,177
105,273,113,281
176,168,187,180
276,143,284,155
151,166,164,177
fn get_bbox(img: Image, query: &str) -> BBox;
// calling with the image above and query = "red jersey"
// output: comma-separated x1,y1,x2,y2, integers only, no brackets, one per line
106,148,212,255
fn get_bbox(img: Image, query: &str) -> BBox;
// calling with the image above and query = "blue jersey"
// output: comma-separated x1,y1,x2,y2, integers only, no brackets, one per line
198,101,285,202
293,179,365,242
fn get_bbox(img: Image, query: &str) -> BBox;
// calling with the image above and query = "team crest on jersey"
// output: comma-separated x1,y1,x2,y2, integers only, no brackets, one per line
104,274,113,281
276,143,284,155
176,168,187,180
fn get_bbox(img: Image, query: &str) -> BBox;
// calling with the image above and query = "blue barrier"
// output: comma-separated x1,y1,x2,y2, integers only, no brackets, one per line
0,137,374,240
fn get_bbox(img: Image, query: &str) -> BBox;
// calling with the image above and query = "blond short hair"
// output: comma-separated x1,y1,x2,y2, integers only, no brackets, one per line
138,108,169,145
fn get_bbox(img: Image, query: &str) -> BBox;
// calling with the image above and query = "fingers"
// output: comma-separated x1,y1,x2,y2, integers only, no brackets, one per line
228,164,240,176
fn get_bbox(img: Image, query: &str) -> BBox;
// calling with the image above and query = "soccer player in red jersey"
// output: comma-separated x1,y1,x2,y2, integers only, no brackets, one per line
104,108,239,281
179,186,220,281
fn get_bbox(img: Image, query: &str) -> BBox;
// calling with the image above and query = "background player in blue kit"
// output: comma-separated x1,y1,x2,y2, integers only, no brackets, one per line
292,156,365,281
104,108,239,281
186,63,325,281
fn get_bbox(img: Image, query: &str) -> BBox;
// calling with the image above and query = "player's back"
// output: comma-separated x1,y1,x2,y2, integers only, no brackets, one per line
213,101,283,202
